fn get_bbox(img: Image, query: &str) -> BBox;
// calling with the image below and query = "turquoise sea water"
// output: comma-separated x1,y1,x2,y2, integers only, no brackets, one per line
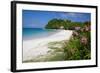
23,28,59,40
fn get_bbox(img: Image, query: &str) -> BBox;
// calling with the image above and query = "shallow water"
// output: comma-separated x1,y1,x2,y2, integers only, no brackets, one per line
23,28,60,40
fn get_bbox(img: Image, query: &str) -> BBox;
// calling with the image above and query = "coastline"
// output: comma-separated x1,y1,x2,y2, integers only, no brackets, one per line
23,30,73,62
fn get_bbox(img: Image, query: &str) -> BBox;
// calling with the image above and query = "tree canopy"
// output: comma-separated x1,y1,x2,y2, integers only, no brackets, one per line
45,18,86,30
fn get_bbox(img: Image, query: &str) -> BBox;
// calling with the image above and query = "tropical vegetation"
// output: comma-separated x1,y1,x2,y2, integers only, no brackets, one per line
45,18,91,60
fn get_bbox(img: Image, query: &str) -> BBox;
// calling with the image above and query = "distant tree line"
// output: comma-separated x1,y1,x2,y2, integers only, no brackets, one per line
45,18,90,30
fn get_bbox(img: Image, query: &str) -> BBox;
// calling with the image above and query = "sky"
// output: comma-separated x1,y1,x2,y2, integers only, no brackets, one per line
22,10,91,28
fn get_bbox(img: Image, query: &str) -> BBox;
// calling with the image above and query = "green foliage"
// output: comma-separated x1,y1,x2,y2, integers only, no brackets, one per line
62,30,91,60
45,19,66,29
45,18,84,29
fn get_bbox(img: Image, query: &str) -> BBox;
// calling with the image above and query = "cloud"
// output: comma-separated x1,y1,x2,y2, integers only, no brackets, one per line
65,12,85,18
58,12,86,19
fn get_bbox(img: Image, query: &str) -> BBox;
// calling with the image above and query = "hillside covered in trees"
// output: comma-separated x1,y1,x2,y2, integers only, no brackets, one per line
45,19,86,29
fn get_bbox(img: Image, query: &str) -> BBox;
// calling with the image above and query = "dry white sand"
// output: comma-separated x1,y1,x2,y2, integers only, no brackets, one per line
23,30,73,61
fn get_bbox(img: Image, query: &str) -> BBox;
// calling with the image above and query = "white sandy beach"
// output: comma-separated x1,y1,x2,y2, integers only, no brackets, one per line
23,30,73,62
